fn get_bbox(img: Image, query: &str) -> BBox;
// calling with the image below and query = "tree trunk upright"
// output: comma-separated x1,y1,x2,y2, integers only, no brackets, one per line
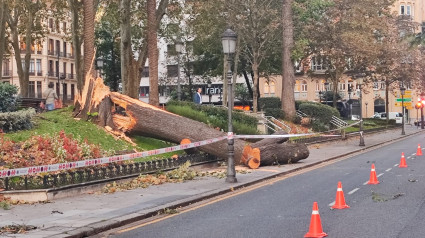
69,0,84,94
252,54,259,113
120,0,132,96
147,0,159,106
0,2,7,79
281,0,296,120
83,0,95,80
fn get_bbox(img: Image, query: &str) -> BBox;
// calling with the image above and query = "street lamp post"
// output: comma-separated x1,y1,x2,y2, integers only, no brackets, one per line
175,39,183,101
324,82,329,104
357,77,365,146
348,84,352,119
207,79,212,104
96,57,104,78
421,92,425,129
319,91,323,103
222,28,238,183
365,102,368,118
400,86,406,135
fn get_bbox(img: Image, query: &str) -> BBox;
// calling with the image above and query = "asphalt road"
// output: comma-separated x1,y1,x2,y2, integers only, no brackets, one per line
108,133,425,238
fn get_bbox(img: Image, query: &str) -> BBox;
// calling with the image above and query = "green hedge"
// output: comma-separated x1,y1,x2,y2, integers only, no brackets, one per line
0,108,36,133
166,101,259,135
0,83,18,112
298,101,340,124
258,97,281,110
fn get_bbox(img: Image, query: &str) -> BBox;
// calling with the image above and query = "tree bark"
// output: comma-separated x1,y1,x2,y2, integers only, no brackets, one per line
69,0,84,94
120,0,132,96
147,0,159,106
281,0,296,120
252,142,309,166
0,2,7,79
252,53,259,113
8,9,29,97
83,0,95,80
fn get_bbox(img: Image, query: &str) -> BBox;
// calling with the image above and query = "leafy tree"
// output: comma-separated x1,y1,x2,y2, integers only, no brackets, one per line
6,0,47,97
307,0,394,108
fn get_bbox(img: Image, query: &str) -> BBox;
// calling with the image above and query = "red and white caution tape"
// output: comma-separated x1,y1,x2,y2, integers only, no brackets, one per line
1,122,360,179
0,136,227,179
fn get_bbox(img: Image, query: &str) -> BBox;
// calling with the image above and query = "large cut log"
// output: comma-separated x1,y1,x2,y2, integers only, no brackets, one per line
251,142,309,166
74,77,310,168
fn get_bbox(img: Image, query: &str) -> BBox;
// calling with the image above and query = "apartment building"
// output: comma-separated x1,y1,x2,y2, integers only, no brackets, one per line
1,13,78,103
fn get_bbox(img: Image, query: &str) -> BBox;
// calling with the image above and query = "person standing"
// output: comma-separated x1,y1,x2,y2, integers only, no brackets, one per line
193,87,202,105
43,82,58,111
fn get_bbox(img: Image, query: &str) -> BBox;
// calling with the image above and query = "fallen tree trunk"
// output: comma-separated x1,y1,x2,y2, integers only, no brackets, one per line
250,142,309,166
74,78,309,168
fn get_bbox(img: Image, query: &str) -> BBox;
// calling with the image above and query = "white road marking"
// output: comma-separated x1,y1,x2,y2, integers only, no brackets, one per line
329,201,335,207
385,168,392,172
394,164,399,167
348,188,360,195
377,173,384,177
412,153,416,156
363,181,369,185
407,156,412,159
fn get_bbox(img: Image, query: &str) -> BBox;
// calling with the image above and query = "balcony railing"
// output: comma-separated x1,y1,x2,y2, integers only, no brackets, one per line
68,73,74,79
37,71,43,76
48,50,55,56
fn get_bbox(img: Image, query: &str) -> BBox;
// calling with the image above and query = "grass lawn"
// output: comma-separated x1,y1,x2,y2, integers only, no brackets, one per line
4,107,183,159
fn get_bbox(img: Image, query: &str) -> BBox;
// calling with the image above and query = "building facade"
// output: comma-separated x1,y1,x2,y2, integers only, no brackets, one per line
1,14,78,103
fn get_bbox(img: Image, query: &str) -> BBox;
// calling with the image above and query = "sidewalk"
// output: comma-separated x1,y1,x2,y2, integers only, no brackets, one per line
0,126,423,238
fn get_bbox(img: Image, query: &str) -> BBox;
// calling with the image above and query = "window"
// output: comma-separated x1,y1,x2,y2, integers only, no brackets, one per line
167,44,177,56
406,5,411,16
63,62,67,75
49,18,54,32
29,81,35,97
400,5,405,15
63,22,67,33
37,82,42,98
295,80,300,92
63,42,67,56
167,65,178,77
140,86,149,97
310,56,328,71
270,82,276,95
70,63,74,78
71,84,75,100
339,82,346,91
373,82,379,90
36,59,42,75
264,82,270,94
29,59,35,74
142,66,149,77
36,41,42,54
315,82,320,91
2,60,9,76
301,80,307,92
48,39,54,55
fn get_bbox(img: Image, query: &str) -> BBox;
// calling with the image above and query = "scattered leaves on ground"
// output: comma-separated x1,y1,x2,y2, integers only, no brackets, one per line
101,162,251,193
0,224,37,234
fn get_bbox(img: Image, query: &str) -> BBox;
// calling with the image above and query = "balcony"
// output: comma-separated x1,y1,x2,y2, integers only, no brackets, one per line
68,73,74,79
37,71,43,76
48,50,55,56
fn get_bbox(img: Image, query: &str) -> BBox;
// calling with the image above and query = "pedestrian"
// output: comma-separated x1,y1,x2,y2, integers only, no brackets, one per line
43,82,58,111
193,87,202,105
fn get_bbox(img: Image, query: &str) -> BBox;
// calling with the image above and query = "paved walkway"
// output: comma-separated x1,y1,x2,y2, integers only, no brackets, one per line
0,126,423,238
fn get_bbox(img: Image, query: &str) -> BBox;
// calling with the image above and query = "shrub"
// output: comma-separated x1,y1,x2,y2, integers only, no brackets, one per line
311,120,329,132
258,97,281,111
0,130,108,169
298,101,340,123
265,108,285,119
0,83,18,112
166,101,259,134
0,108,36,133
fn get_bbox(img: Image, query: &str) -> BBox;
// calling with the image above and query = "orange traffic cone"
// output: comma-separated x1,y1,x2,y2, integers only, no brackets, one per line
332,181,350,209
367,163,380,185
304,202,328,238
399,152,408,168
417,144,423,156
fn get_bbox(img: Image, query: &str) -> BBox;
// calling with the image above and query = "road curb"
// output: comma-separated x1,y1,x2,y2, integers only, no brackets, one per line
62,129,425,238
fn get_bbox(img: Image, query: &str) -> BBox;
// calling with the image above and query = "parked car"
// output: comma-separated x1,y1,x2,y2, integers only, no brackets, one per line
372,112,404,124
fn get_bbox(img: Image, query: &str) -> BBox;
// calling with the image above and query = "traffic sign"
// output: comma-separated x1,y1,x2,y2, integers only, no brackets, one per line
395,102,412,107
396,98,412,102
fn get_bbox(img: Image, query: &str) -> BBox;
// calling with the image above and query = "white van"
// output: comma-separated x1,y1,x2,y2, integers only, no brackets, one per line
373,112,404,124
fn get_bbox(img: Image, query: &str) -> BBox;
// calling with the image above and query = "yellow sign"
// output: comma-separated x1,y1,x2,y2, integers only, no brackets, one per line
395,102,412,107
